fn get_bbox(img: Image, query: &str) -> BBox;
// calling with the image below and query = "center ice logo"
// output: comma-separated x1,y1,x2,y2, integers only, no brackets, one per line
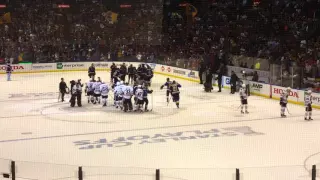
74,126,264,150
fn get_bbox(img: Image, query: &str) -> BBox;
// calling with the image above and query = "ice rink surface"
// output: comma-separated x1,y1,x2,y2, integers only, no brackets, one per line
0,71,320,180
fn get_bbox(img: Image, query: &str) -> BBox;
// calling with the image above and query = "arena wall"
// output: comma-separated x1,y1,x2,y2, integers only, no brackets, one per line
1,62,319,109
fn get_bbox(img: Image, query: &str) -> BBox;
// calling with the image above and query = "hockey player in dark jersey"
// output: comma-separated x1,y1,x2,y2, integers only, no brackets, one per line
142,84,153,111
112,67,121,89
5,63,13,81
120,63,127,82
160,78,172,103
137,64,147,81
128,64,135,84
170,80,181,108
144,66,154,87
88,63,96,80
110,63,117,81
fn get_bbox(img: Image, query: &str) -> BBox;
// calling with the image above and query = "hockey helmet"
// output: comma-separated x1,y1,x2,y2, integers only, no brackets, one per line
116,82,120,86
242,84,246,88
308,90,312,94
172,80,176,84
286,87,291,91
167,78,170,81
137,85,142,88
120,81,124,85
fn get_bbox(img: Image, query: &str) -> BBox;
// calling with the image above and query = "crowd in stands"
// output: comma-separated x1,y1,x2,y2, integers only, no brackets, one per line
1,0,320,88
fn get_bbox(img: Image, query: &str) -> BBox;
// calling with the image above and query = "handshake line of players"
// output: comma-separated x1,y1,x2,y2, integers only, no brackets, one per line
84,79,154,112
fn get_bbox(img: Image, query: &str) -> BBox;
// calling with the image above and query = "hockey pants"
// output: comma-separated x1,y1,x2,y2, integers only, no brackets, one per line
77,94,82,107
123,99,133,112
143,98,149,110
70,95,76,107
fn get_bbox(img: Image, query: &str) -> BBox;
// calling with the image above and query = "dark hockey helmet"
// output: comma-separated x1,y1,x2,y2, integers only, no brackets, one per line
172,80,176,84
167,78,170,82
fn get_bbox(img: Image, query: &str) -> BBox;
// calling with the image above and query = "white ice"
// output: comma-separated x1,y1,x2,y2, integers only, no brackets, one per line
0,71,320,180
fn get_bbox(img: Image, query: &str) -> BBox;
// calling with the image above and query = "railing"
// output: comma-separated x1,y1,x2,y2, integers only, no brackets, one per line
0,158,319,180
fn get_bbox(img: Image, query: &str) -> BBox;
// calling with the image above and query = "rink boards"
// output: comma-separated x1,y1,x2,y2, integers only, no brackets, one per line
1,62,319,109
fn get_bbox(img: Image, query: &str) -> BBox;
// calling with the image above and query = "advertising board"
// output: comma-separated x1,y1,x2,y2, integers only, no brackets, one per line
271,85,300,103
32,64,55,70
0,64,31,73
56,62,85,70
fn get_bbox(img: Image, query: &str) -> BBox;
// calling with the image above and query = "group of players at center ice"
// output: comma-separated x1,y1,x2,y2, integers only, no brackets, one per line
84,77,182,112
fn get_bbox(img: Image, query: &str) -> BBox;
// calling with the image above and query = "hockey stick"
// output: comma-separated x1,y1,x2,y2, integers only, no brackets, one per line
167,96,171,106
150,92,154,111
58,92,61,102
286,107,291,115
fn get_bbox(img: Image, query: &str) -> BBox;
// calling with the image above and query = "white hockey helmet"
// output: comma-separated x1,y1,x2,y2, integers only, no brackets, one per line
242,84,246,88
308,90,312,94
137,85,142,88
286,87,291,91
116,82,120,86
120,81,124,85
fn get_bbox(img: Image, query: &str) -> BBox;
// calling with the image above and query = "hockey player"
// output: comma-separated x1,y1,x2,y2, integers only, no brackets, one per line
122,83,134,112
135,85,145,112
70,81,82,107
110,63,117,81
5,63,13,81
304,90,313,120
144,66,154,87
137,64,147,81
113,82,120,106
112,67,121,88
160,78,173,103
88,63,96,80
280,87,291,117
239,84,248,114
114,81,124,109
93,80,102,104
170,80,181,108
85,79,94,103
100,82,110,107
142,84,153,111
128,64,135,84
120,63,127,82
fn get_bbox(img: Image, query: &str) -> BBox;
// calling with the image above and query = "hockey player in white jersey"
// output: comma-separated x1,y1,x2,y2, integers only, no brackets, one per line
304,90,313,120
100,82,110,107
114,81,124,109
280,87,291,117
239,84,248,114
113,82,120,106
93,81,102,104
85,79,95,103
122,83,134,112
135,85,144,112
